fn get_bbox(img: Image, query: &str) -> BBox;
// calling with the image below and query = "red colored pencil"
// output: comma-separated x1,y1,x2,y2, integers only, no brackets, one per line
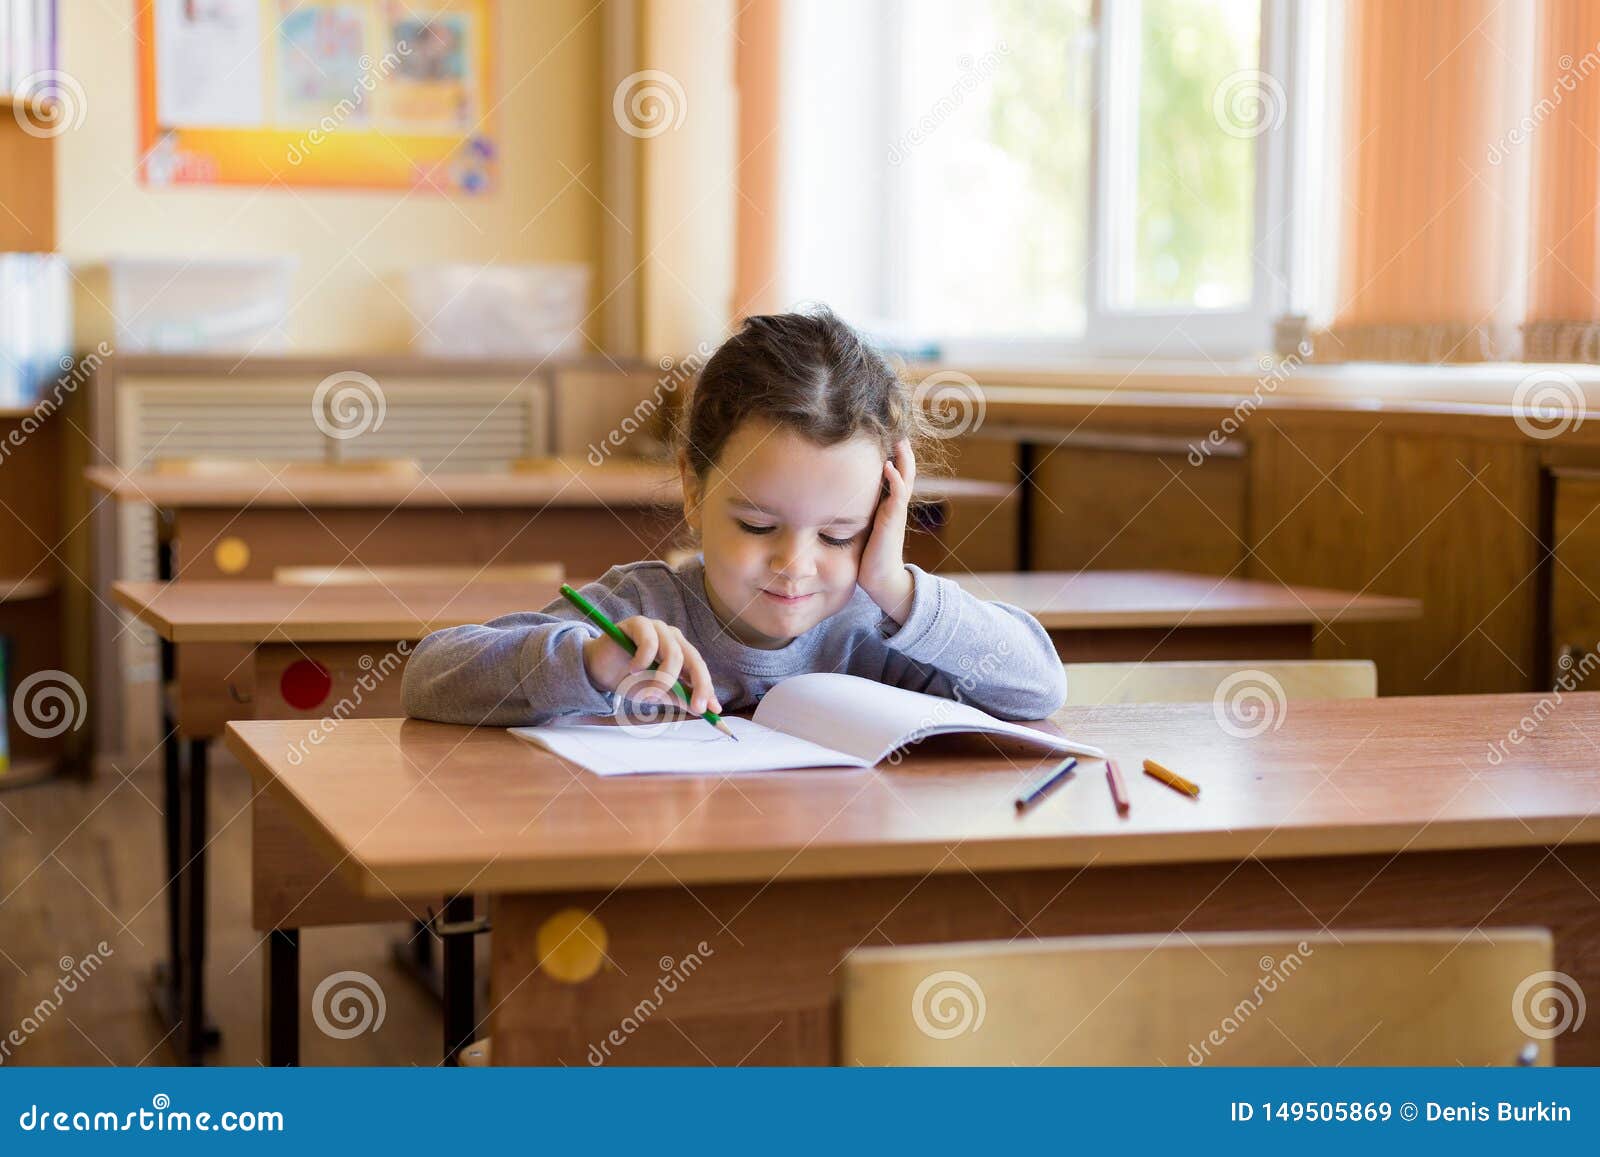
1106,759,1131,815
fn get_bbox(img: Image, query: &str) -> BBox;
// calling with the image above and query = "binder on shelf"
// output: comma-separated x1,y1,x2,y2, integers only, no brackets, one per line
0,252,70,407
1,1,57,97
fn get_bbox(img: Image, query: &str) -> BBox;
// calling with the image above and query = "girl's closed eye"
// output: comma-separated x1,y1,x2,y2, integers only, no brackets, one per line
737,518,857,548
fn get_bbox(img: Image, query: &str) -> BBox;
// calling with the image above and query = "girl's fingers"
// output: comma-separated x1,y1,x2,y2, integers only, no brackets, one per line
614,619,720,713
899,439,916,490
883,461,909,514
654,631,685,694
625,618,659,671
683,648,715,713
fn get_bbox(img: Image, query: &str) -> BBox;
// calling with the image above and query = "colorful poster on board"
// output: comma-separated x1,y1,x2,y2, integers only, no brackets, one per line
136,0,496,193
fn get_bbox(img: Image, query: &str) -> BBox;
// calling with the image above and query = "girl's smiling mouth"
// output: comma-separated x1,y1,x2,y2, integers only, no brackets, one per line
762,588,815,604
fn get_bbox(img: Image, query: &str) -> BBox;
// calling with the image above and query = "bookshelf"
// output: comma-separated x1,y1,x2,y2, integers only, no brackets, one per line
1,0,70,786
0,98,56,253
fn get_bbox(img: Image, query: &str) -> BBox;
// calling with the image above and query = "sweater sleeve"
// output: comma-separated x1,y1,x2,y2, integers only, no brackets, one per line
861,564,1068,721
401,566,655,727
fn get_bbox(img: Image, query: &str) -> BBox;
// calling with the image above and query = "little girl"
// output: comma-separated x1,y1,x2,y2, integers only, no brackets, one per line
401,308,1067,727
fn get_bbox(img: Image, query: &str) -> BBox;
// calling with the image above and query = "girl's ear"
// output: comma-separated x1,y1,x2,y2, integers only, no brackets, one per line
678,450,703,531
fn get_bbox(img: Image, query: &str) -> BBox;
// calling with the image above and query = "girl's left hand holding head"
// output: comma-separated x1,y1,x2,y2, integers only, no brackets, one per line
857,437,917,626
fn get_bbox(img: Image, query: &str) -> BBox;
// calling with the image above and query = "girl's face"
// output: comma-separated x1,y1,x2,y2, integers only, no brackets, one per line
681,418,885,649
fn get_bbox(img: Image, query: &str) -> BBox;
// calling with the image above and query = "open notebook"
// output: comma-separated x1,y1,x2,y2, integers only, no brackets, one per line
509,672,1103,776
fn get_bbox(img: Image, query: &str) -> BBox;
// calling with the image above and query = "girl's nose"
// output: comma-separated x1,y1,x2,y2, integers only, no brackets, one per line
769,533,817,578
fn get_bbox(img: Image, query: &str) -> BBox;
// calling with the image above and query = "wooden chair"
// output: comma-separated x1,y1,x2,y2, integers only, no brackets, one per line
838,929,1555,1066
1062,659,1377,706
272,562,564,586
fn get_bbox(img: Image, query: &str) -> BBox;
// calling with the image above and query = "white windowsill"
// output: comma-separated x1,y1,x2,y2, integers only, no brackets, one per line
911,359,1600,415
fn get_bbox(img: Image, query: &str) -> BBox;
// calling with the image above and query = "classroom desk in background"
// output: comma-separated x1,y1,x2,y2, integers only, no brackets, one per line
226,692,1600,1067
950,570,1420,660
86,460,1012,579
115,569,1424,720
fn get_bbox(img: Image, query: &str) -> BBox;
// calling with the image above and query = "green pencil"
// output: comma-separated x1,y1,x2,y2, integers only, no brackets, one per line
559,583,737,741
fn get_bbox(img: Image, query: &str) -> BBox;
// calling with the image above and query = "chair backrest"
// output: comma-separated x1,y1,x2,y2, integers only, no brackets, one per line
273,562,564,586
1062,659,1377,706
838,928,1555,1066
154,457,422,478
508,455,664,476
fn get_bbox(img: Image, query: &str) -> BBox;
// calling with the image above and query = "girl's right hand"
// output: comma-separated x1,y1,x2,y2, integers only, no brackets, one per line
581,616,723,715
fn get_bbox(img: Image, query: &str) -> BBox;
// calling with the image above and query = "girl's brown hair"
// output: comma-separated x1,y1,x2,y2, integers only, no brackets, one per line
675,306,944,481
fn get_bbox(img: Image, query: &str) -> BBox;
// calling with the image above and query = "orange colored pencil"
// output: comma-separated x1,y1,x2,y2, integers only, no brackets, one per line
1142,757,1200,798
1105,759,1131,815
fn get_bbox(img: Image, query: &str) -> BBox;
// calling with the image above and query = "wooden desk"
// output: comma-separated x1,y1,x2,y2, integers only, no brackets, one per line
226,692,1600,1066
950,571,1422,661
88,461,1011,579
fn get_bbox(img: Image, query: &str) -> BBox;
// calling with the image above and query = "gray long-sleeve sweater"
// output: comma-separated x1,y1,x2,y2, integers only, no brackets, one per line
401,557,1068,727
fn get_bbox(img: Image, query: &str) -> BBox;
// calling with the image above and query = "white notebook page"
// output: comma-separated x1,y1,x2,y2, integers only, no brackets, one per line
509,714,868,776
752,672,1101,764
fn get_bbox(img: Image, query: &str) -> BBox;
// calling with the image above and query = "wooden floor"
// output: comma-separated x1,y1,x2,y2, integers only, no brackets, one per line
0,747,446,1066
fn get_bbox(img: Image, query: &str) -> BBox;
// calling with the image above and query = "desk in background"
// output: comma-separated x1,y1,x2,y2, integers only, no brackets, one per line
88,460,1010,579
227,691,1600,1066
949,570,1421,660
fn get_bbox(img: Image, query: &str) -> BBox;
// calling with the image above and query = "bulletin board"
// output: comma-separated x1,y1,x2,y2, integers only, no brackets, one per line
136,0,496,193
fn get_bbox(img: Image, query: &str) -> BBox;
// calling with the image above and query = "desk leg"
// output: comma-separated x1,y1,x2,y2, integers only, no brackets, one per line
179,737,210,1065
265,929,299,1066
1016,441,1035,571
161,700,182,1000
440,895,476,1066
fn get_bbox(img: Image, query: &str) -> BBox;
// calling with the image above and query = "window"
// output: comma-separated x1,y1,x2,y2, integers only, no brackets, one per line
781,0,1324,361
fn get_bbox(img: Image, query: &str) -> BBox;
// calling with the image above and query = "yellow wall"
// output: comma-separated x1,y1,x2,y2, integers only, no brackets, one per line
56,2,605,353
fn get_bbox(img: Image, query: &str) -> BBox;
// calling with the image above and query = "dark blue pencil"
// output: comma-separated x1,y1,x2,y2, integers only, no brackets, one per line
1014,756,1077,811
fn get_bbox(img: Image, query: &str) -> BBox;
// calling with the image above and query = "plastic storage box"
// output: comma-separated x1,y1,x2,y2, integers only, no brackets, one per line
95,256,298,353
405,263,590,358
